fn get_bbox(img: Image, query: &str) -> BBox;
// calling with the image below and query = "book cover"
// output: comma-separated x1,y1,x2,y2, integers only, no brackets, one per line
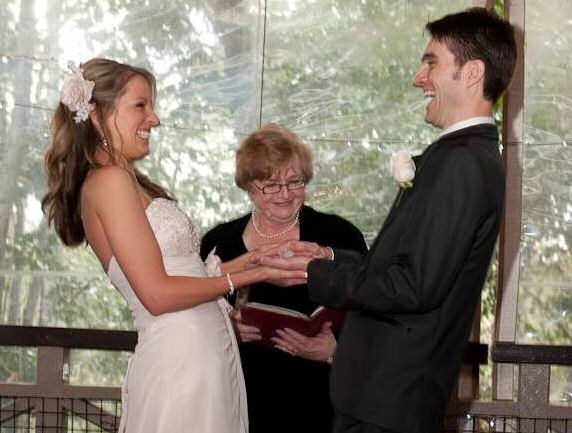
240,302,345,348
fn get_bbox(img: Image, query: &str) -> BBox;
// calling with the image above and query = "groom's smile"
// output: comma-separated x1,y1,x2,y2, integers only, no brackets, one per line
412,39,465,130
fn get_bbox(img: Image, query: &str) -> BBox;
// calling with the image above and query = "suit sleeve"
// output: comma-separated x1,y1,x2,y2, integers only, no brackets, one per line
331,248,364,264
309,148,496,314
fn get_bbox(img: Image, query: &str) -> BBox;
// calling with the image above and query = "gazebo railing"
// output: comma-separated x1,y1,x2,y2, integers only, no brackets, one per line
1,325,571,432
445,342,572,432
0,326,135,433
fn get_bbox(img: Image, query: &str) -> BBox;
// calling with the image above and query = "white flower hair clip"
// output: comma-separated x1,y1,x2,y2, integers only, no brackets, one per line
389,151,415,188
60,61,95,124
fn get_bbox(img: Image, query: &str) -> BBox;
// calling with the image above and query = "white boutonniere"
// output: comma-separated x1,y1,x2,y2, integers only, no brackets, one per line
389,151,415,188
389,151,416,206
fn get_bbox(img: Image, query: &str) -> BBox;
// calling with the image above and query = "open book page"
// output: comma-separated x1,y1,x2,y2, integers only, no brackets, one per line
243,302,323,319
240,302,344,349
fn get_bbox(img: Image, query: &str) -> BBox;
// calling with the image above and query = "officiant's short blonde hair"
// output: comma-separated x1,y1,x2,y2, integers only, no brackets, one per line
235,124,313,190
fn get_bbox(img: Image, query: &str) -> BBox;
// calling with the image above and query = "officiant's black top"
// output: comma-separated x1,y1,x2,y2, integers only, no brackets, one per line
201,205,367,433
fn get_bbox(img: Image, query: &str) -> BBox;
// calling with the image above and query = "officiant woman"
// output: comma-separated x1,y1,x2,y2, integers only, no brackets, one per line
200,124,367,433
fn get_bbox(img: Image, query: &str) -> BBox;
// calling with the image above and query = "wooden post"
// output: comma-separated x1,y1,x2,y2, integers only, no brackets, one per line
493,0,525,402
35,346,69,433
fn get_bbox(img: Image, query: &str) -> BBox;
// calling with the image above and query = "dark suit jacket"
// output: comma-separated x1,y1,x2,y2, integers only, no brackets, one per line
200,205,367,433
308,124,505,433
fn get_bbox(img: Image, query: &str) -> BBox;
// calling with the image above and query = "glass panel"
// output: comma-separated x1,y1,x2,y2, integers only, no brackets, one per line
0,268,131,329
262,0,470,142
550,365,572,406
307,136,420,243
517,0,572,345
524,0,572,146
137,129,252,232
0,0,262,327
69,350,130,387
0,347,36,384
518,144,572,344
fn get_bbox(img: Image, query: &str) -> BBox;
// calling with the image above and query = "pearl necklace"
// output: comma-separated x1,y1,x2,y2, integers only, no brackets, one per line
251,208,300,239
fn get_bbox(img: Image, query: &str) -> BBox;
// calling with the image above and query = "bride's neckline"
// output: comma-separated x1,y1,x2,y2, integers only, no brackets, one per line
145,197,172,211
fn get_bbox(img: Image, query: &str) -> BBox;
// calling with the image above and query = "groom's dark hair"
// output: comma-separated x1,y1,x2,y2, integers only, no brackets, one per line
426,7,517,102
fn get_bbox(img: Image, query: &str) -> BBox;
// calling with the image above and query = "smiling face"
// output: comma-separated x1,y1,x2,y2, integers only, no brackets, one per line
105,74,160,163
412,38,466,130
249,162,306,227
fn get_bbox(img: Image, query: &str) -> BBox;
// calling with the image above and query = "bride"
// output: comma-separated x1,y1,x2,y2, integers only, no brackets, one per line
41,58,305,433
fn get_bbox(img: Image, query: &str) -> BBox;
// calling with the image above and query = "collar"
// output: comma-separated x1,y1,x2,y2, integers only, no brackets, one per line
439,117,494,138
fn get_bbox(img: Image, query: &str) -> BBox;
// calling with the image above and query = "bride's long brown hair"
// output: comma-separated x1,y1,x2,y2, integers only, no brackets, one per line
42,58,172,247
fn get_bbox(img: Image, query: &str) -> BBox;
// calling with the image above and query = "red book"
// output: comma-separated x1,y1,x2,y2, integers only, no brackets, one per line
240,302,345,348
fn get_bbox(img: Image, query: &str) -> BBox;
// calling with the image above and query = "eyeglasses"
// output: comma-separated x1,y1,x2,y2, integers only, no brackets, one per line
252,179,306,195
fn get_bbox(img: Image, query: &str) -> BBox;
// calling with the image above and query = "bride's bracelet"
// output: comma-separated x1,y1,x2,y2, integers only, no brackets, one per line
225,273,235,296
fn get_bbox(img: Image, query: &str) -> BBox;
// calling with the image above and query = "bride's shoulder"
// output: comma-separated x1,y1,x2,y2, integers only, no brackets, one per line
87,165,131,182
84,166,134,191
82,166,138,206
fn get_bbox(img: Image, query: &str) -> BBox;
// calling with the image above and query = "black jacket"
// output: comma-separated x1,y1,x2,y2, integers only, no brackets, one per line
308,124,505,433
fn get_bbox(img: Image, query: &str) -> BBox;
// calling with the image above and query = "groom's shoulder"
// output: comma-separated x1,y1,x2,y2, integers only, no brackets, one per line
434,131,498,161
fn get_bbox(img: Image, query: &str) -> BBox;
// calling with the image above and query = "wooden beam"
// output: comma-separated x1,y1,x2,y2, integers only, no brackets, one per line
493,342,572,366
0,326,136,351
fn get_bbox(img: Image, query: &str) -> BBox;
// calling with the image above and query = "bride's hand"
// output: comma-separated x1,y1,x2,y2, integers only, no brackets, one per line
262,266,307,287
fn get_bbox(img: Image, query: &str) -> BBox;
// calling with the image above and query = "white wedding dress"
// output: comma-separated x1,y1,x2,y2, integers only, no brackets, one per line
107,198,248,433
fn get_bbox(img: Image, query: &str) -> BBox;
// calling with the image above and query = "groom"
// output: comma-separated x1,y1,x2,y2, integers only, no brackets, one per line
261,8,517,433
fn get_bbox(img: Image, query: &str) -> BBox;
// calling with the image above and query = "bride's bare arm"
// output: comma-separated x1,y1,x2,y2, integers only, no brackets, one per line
84,167,303,315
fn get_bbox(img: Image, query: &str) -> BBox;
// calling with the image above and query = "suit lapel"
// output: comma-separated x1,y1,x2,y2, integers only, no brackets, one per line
369,124,499,250
372,142,436,243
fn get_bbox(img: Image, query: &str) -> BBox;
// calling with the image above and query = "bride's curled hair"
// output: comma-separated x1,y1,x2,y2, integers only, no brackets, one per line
42,58,172,247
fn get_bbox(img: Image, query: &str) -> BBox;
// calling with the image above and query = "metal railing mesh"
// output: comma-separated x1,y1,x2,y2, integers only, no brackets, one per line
443,415,572,433
1,397,120,433
1,396,571,432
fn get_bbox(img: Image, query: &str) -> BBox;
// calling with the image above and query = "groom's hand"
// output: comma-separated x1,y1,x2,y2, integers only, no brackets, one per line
259,254,312,272
256,240,334,272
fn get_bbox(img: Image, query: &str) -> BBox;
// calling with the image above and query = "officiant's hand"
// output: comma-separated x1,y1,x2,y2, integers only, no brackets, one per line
231,309,261,343
271,321,336,363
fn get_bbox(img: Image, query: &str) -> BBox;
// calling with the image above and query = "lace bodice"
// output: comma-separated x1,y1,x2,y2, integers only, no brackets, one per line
146,198,201,257
107,197,206,332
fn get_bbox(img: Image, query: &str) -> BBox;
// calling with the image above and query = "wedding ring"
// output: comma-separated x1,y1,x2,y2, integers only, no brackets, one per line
304,272,308,279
